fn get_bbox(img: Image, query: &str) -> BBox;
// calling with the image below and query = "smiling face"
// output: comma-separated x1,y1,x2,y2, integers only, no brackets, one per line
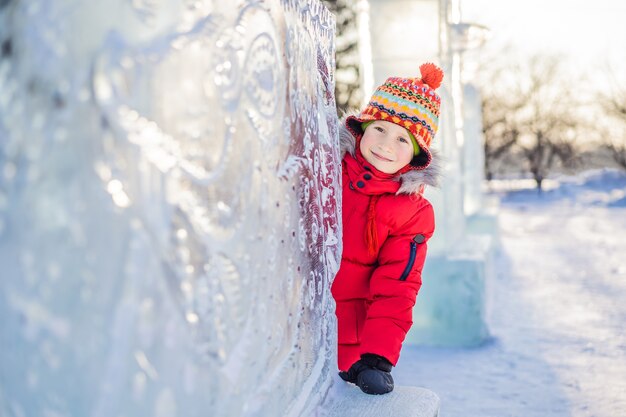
359,120,415,174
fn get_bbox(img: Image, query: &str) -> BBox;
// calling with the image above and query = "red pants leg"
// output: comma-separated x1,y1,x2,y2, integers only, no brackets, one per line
335,299,368,371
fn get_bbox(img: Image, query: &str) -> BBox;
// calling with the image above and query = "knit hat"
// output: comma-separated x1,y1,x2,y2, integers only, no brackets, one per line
346,62,444,170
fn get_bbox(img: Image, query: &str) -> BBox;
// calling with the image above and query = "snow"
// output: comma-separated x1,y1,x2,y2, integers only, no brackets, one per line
320,376,439,417
393,169,626,417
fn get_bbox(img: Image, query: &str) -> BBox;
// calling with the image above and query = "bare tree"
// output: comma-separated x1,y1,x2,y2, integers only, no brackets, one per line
520,125,578,190
476,54,534,180
602,80,626,120
480,82,524,180
598,76,626,170
477,54,581,189
518,57,581,190
607,141,626,169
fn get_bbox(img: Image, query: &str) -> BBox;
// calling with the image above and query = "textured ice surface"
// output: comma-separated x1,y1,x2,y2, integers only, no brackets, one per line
320,375,440,417
0,1,339,416
406,235,494,347
462,83,485,217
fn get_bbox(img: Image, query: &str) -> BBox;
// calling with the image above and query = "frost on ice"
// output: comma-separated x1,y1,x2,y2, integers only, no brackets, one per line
0,1,340,416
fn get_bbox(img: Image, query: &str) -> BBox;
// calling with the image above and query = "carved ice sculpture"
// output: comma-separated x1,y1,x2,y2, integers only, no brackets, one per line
0,1,340,416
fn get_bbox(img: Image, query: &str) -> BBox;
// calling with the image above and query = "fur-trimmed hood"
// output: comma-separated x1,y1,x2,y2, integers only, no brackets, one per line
339,115,442,195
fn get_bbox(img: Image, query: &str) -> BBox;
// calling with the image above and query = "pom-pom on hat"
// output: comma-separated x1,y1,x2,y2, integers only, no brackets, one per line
346,62,444,170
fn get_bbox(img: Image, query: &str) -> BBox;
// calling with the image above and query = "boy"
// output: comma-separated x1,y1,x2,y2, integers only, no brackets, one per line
331,63,443,395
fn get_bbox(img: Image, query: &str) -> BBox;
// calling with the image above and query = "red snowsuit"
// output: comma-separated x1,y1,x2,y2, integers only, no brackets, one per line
331,123,439,372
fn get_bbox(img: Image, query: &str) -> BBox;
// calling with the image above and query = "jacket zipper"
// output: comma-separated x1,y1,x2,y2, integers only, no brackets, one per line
399,241,418,281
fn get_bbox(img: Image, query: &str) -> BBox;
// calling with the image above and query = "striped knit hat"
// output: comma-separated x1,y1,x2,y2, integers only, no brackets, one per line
346,62,444,170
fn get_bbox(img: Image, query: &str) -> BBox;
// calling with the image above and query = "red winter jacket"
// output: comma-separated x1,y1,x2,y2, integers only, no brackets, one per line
331,121,441,371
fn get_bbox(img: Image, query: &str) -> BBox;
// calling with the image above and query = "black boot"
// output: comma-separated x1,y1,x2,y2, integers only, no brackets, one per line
338,354,394,395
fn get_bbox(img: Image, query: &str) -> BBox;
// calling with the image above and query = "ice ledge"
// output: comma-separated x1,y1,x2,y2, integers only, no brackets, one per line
317,375,440,417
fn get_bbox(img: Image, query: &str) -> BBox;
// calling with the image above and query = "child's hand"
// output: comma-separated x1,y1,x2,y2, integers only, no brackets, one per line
338,354,394,395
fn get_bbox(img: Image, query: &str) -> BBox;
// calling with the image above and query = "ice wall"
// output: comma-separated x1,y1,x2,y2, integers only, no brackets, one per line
0,1,340,416
462,83,485,217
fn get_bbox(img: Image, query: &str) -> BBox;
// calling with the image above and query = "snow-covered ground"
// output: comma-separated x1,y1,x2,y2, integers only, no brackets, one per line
395,169,626,417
